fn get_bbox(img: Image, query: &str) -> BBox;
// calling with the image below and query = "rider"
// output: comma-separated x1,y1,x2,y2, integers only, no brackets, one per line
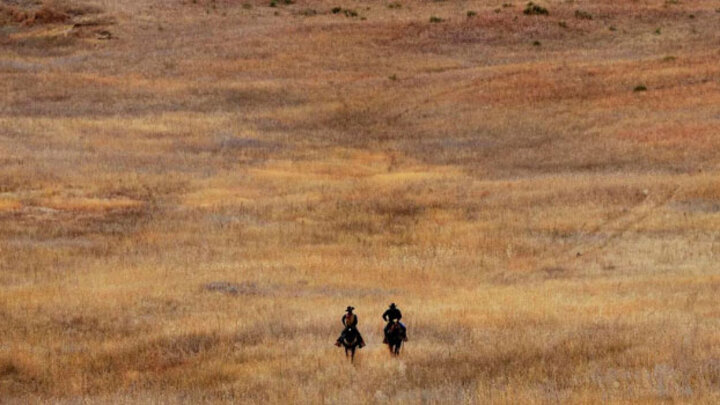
335,306,366,348
382,303,407,343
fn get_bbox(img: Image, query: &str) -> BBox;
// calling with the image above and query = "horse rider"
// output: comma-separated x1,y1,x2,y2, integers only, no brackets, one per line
335,306,366,348
382,302,407,343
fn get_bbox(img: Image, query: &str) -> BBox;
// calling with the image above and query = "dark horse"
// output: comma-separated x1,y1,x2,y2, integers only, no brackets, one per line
385,320,406,356
339,327,361,362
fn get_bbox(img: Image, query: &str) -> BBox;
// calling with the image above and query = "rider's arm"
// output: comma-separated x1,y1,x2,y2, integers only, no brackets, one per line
397,311,402,320
382,310,388,321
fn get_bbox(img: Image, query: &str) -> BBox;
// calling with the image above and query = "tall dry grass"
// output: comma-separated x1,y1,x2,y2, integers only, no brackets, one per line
1,0,720,402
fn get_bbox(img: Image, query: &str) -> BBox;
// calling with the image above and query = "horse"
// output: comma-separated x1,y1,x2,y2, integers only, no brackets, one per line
339,327,361,362
384,320,406,356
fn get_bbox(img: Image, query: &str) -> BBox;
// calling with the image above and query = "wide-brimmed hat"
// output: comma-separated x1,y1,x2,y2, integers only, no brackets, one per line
346,306,355,312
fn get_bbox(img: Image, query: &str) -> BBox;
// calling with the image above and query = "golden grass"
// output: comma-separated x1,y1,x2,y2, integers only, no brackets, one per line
1,0,720,402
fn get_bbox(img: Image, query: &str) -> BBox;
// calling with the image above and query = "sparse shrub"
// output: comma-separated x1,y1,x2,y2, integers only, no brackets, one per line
633,84,647,92
329,6,357,17
574,10,592,20
388,2,402,9
467,10,477,17
654,27,661,34
558,21,567,28
662,55,677,62
300,8,316,16
388,74,397,81
502,3,513,7
429,16,444,23
267,0,293,8
523,2,548,16
532,40,541,46
242,3,252,9
609,26,617,31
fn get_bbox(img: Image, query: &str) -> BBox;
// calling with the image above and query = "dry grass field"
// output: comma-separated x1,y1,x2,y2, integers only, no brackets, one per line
1,0,720,402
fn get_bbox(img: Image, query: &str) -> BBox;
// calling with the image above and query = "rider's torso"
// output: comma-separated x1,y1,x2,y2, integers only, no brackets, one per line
343,313,357,327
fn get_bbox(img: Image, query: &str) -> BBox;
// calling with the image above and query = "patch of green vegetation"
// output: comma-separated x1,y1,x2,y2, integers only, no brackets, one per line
633,85,647,92
388,74,397,81
388,2,402,9
331,7,342,14
467,10,477,17
532,40,541,46
429,16,444,23
523,2,548,16
662,55,677,62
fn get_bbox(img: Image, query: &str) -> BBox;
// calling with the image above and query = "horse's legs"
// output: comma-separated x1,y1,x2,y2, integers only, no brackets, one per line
350,347,355,363
390,342,400,356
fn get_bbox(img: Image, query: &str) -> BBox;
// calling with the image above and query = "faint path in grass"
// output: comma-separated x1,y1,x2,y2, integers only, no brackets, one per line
561,183,681,267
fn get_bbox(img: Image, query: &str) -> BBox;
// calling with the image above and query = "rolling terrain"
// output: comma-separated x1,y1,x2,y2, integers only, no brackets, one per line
1,0,720,402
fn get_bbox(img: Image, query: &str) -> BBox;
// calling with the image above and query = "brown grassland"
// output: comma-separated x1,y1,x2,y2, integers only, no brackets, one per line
1,0,720,402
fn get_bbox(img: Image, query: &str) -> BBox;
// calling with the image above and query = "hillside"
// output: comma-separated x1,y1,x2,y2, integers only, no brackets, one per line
1,0,719,402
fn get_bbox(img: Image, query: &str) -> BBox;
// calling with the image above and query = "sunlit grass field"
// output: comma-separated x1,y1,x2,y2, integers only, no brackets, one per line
1,0,720,402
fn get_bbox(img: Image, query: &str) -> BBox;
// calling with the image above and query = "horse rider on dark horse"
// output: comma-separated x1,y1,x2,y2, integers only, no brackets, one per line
335,306,366,348
383,303,408,343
